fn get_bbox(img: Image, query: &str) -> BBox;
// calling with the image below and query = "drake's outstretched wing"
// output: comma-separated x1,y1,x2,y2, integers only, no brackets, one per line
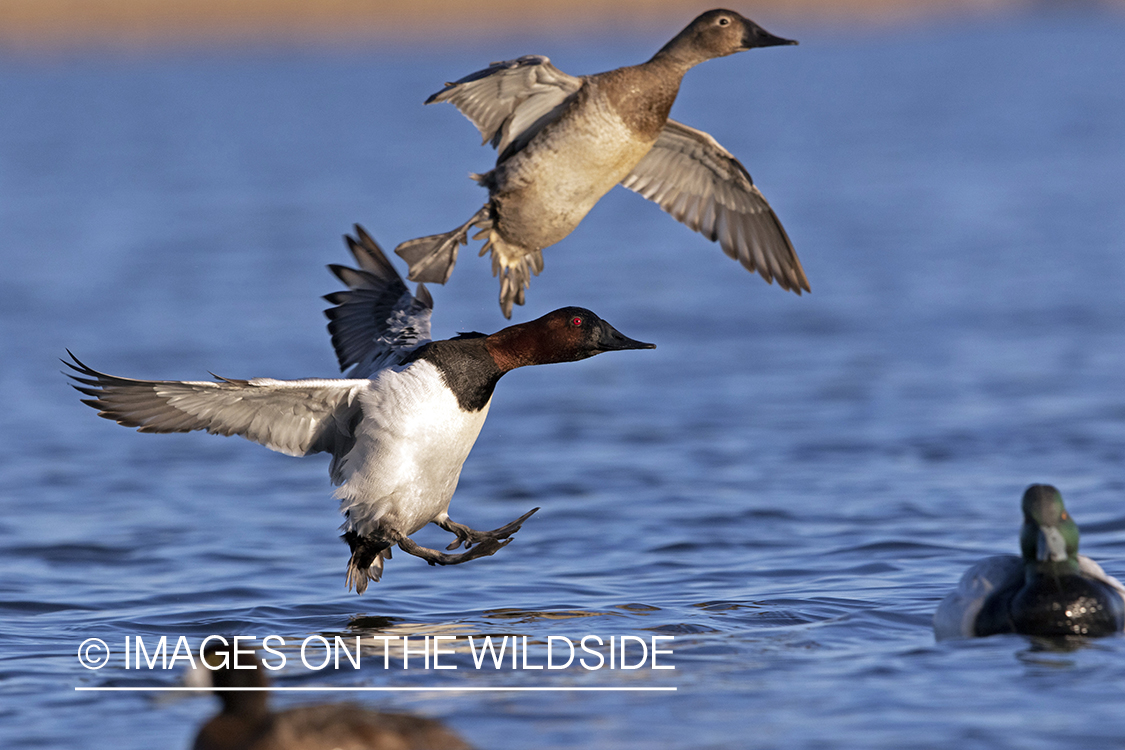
622,119,809,294
426,55,582,158
66,353,367,459
325,226,433,379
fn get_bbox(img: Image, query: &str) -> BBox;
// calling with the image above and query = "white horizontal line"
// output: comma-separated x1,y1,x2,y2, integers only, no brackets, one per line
75,686,676,692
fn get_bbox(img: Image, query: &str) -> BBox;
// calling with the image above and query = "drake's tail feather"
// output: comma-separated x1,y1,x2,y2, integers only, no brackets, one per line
342,532,394,595
394,206,491,285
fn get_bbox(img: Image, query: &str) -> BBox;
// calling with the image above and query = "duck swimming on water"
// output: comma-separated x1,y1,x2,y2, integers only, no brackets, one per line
395,9,805,317
190,644,474,750
934,484,1125,639
67,227,654,593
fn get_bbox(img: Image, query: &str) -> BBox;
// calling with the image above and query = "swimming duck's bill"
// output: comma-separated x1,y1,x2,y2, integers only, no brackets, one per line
1036,526,1069,563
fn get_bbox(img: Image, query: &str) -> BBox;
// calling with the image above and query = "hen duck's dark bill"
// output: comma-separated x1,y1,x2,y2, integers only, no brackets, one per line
746,30,798,49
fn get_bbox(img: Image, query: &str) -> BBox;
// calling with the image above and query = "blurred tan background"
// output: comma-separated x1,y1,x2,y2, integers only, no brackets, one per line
0,0,1100,49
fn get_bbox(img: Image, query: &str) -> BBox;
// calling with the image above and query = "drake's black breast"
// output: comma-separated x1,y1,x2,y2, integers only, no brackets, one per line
404,337,504,413
1009,574,1125,638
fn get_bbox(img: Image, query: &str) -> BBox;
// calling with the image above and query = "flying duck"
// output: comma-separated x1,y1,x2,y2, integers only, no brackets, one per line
395,9,805,317
67,226,654,593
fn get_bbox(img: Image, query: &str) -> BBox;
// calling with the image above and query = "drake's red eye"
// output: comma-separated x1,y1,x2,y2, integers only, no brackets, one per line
571,317,583,327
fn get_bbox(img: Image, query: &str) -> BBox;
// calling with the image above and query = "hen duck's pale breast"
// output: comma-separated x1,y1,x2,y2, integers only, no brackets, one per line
492,83,657,250
333,361,492,538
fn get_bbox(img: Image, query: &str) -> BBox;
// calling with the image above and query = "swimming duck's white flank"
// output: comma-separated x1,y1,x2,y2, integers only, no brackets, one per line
395,8,806,317
67,226,655,593
934,484,1125,639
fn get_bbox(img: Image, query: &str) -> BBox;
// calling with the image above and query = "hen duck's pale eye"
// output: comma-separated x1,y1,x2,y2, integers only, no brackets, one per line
718,17,730,26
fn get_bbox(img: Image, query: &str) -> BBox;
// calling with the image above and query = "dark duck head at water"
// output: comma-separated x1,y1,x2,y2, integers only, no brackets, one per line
394,9,804,317
934,484,1125,640
190,645,473,750
66,226,654,594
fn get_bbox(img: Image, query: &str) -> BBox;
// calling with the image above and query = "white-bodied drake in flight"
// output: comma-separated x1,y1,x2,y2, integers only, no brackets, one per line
934,484,1125,639
395,9,805,317
67,227,654,593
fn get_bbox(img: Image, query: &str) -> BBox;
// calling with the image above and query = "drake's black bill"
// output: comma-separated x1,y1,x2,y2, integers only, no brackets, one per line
597,321,657,351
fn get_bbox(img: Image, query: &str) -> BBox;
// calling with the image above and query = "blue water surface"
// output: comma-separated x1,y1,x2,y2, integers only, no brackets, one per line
3,9,1125,749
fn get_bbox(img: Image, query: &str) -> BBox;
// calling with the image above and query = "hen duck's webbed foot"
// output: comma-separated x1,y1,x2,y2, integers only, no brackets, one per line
437,507,540,551
394,205,491,285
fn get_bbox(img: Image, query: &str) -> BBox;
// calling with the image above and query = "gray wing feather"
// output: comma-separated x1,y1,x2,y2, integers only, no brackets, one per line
65,353,367,458
622,119,810,294
426,55,582,157
324,226,433,379
932,555,1022,640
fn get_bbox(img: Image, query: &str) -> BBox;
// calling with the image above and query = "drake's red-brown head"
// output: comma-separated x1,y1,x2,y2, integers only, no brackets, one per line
486,307,655,372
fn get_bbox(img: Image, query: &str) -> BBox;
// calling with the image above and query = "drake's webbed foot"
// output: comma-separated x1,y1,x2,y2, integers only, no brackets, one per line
397,535,511,567
438,507,540,551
